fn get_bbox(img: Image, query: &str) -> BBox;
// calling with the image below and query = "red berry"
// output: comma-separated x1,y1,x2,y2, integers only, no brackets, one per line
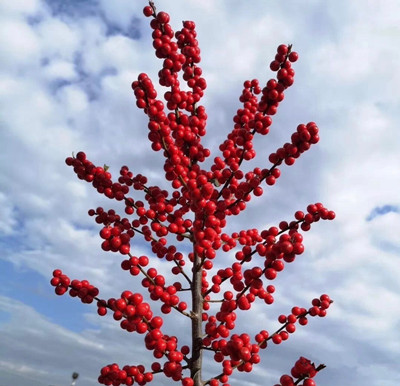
143,6,153,17
265,268,277,280
270,60,280,71
182,377,194,386
277,44,288,55
280,375,294,386
55,286,67,295
53,269,62,277
76,151,86,161
288,51,299,62
272,334,282,344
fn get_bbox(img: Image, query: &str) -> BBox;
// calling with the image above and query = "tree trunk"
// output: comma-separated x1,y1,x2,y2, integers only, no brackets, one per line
191,250,204,386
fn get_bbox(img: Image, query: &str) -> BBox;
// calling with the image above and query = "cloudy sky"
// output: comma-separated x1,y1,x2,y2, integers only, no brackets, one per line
1,0,400,385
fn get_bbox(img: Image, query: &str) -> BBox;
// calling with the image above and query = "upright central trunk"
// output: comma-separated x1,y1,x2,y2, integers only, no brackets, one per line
191,250,204,386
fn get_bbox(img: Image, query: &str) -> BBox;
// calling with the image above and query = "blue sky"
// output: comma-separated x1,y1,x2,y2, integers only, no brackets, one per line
1,0,400,385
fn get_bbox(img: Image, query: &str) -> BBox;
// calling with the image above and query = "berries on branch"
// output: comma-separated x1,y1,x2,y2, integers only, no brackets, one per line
52,2,336,386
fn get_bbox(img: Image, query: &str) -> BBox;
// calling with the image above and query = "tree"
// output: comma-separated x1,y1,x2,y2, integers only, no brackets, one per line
50,2,335,386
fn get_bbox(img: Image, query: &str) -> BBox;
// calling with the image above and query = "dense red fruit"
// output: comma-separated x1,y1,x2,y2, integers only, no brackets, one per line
52,3,335,386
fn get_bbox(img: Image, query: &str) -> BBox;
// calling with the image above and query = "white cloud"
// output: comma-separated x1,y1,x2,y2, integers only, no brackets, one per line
0,0,42,17
0,20,40,69
368,212,400,250
0,294,108,386
36,17,80,60
42,59,78,81
56,84,89,113
0,192,17,235
101,35,143,70
311,0,400,83
98,0,139,28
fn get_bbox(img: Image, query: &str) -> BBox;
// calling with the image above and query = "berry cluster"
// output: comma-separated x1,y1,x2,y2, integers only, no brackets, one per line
99,363,153,386
121,255,188,315
209,44,298,209
65,152,128,200
50,269,99,302
52,2,337,386
50,269,70,295
99,222,132,255
262,44,298,114
198,295,332,385
275,356,322,386
133,3,210,186
269,122,320,167
273,295,333,344
97,289,188,383
205,204,334,306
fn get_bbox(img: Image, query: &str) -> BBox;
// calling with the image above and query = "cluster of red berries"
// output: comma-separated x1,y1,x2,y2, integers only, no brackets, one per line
65,152,128,200
211,333,261,377
273,294,333,344
205,205,334,301
269,122,320,167
96,288,188,384
296,203,336,231
50,269,70,295
275,357,320,386
199,293,332,381
99,363,153,386
227,80,262,165
209,44,298,209
136,4,213,210
121,256,187,315
86,207,133,255
52,2,337,385
50,270,99,303
307,294,332,317
291,356,319,379
134,2,210,186
96,291,154,333
260,44,298,114
143,4,205,101
99,223,131,255
96,290,189,385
